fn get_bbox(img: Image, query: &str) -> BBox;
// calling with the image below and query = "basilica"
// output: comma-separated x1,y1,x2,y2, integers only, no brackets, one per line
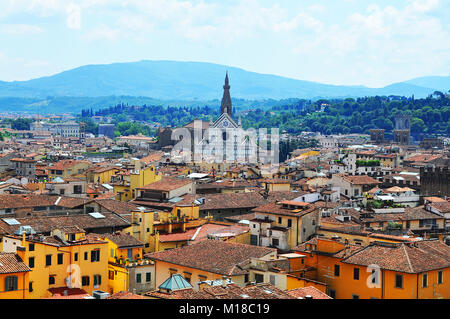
159,73,274,164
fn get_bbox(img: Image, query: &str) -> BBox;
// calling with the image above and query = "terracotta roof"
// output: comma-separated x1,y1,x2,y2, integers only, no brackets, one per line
158,223,249,243
404,154,442,163
145,240,275,276
47,287,89,299
0,213,130,235
0,194,91,209
361,206,444,222
287,286,332,299
146,283,295,299
140,152,164,164
252,202,315,217
342,240,450,273
342,175,381,185
138,177,192,192
95,199,139,217
48,160,90,171
0,253,31,274
107,291,147,299
103,232,144,248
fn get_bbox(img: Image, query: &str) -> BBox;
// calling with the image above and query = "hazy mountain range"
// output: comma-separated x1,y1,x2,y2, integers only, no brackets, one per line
0,60,448,113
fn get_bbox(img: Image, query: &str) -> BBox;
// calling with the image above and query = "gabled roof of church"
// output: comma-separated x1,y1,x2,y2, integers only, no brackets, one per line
212,112,239,129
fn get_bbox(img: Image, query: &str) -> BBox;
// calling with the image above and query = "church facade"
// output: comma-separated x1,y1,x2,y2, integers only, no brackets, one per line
161,73,276,165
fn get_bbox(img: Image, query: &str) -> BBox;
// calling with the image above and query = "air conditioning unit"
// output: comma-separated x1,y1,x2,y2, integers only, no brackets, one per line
92,290,110,299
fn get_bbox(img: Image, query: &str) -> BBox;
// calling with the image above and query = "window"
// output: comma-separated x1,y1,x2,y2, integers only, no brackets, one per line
334,265,340,277
84,252,88,260
269,275,276,285
29,257,35,268
5,276,18,291
146,272,151,282
438,271,443,284
422,273,428,288
73,185,82,194
136,274,142,283
109,271,114,280
29,243,35,251
29,282,33,292
254,273,264,283
46,254,52,266
91,250,100,262
287,219,292,228
244,274,249,283
49,276,55,285
353,268,359,280
74,253,78,262
395,274,403,288
93,275,101,287
57,253,63,265
82,276,90,286
60,189,65,195
272,238,279,247
278,217,282,224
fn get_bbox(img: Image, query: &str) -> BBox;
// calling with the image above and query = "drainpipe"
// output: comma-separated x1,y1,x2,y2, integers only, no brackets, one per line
417,273,419,299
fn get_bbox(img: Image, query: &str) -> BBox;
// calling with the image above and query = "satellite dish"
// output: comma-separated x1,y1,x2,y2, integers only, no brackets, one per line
20,177,28,185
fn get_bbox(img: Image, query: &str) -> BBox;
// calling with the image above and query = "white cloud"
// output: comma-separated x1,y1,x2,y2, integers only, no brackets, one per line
0,23,43,34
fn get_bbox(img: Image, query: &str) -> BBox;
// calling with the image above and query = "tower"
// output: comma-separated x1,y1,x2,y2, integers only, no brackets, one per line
394,114,411,145
220,72,233,117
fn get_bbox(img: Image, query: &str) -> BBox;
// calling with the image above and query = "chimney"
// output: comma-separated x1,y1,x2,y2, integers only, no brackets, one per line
16,246,26,262
222,276,228,288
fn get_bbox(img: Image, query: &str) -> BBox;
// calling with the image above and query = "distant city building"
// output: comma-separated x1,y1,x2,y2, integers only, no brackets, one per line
98,124,115,139
420,138,444,149
30,121,83,139
393,114,411,145
369,129,385,144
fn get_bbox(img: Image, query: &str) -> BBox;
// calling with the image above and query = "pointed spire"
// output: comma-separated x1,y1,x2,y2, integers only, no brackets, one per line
225,71,229,86
221,72,232,117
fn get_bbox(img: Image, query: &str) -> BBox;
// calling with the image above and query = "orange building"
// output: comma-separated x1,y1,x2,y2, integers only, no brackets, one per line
293,237,450,299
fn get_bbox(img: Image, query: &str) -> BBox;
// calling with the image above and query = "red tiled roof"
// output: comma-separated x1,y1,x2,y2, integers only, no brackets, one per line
341,240,450,273
145,240,275,276
0,253,31,274
138,177,192,192
287,286,332,299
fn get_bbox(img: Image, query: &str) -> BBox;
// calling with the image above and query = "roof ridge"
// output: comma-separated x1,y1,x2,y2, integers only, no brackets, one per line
402,244,414,273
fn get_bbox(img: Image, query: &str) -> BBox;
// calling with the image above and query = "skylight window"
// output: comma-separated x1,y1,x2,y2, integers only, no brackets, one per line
88,212,105,219
3,218,21,225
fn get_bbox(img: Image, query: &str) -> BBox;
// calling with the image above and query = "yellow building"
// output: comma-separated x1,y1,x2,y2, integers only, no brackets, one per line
87,166,120,184
260,178,291,192
113,165,161,202
98,232,151,295
0,250,31,299
47,160,91,180
251,201,318,251
2,226,109,299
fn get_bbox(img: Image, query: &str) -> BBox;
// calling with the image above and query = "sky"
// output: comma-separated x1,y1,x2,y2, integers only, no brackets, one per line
0,0,449,87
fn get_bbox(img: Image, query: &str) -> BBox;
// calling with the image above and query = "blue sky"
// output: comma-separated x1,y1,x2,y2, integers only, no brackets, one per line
0,0,449,87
